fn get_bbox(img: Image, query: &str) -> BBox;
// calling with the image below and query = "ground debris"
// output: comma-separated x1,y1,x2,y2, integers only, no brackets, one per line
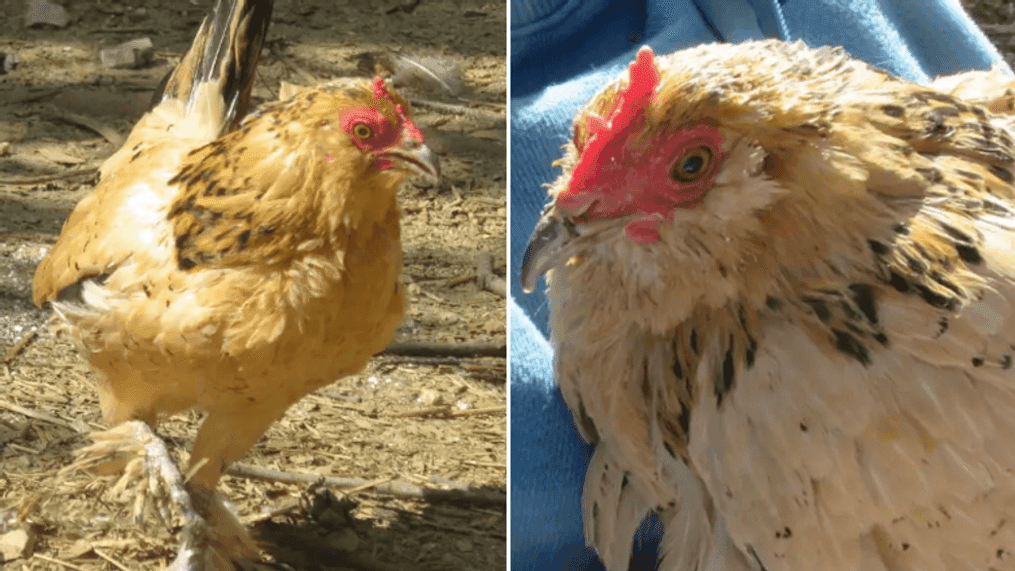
0,526,37,562
99,38,155,69
24,0,68,28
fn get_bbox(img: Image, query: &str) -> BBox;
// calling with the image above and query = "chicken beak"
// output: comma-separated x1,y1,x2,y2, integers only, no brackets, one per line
520,207,578,293
387,137,441,184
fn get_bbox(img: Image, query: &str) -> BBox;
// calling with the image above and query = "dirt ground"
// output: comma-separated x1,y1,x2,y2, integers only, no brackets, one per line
0,0,505,570
965,0,1015,65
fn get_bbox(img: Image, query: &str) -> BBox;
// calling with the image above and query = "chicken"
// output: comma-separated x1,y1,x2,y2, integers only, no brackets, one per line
521,40,1015,571
31,0,439,567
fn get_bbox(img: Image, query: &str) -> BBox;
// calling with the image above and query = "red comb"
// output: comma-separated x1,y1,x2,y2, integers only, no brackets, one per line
372,77,393,102
561,46,660,207
371,77,424,142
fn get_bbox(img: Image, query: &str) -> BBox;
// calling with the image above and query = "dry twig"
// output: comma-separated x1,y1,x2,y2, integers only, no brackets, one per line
0,167,98,186
476,253,505,298
33,554,88,571
0,399,87,433
226,463,505,506
381,341,505,358
92,546,132,571
50,106,124,147
4,329,39,366
387,405,504,419
407,97,503,123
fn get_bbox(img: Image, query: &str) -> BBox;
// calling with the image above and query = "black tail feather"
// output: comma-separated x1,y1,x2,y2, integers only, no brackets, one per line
151,0,273,132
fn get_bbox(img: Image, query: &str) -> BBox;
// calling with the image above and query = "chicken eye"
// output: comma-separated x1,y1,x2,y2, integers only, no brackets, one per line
353,124,373,139
671,146,712,182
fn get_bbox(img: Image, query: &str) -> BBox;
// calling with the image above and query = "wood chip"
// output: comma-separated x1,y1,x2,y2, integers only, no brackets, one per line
0,527,36,561
100,38,155,69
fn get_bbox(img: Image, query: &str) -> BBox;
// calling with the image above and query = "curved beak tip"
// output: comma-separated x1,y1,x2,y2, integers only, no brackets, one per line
388,140,441,185
414,144,441,184
520,211,573,294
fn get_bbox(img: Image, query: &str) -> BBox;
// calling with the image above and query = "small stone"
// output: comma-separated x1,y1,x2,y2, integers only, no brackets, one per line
100,38,155,69
324,528,359,552
418,388,444,406
0,52,18,74
25,0,68,28
0,528,35,561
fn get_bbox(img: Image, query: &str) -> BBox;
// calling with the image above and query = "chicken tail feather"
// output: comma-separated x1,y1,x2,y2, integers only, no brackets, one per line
153,0,273,134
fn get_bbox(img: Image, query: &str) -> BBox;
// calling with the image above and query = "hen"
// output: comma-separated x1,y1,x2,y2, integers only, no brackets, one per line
31,0,438,568
522,40,1015,571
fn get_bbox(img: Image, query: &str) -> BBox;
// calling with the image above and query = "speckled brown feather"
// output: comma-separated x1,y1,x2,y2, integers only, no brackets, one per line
167,84,414,272
31,0,415,501
533,40,1015,571
33,0,274,306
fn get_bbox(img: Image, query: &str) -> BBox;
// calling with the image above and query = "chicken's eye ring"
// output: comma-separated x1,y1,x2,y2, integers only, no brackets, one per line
353,123,373,139
671,146,712,183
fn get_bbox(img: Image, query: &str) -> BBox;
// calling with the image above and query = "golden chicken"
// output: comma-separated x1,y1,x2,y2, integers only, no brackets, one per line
32,0,438,567
523,40,1015,571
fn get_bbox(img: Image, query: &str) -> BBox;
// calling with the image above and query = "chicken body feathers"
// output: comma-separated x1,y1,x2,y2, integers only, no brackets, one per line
32,0,416,492
530,40,1015,571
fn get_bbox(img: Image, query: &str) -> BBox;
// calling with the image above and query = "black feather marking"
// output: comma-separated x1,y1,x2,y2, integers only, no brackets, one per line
690,329,699,354
868,240,890,255
672,358,683,380
881,104,904,117
938,222,973,243
904,253,927,273
715,338,736,406
985,200,1010,215
913,283,957,310
803,297,831,322
893,222,910,235
972,357,984,367
831,328,871,366
663,441,677,458
989,165,1014,184
745,336,757,369
766,296,784,310
848,284,878,324
932,106,961,118
916,167,943,184
955,243,982,264
1002,355,1012,370
747,545,770,571
925,112,950,136
888,272,910,293
678,403,691,437
575,399,600,444
930,271,963,296
839,301,860,322
873,332,889,346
